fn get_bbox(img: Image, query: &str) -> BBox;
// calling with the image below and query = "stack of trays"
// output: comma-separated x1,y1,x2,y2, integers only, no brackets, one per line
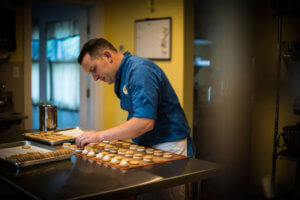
23,127,83,145
0,141,72,167
24,131,75,145
0,128,85,167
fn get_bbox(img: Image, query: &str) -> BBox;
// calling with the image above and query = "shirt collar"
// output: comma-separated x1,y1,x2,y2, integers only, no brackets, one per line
114,51,131,97
116,51,131,80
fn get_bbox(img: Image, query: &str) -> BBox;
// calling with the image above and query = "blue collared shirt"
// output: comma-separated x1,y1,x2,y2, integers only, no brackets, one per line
114,52,194,156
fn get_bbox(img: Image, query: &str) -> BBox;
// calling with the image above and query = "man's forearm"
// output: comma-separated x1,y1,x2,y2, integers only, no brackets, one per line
76,117,154,148
99,117,154,141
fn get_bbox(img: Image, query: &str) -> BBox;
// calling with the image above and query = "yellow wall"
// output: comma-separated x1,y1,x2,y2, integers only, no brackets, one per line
0,5,25,123
183,0,194,135
103,0,188,129
10,7,24,62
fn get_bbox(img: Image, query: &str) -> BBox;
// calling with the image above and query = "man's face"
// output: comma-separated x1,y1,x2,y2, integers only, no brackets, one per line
81,53,115,84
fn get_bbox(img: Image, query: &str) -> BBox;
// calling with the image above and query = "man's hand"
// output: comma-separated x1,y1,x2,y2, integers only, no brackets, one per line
76,131,102,148
75,117,154,149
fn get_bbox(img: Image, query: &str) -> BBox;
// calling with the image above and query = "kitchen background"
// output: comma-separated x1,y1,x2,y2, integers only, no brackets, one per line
0,0,299,199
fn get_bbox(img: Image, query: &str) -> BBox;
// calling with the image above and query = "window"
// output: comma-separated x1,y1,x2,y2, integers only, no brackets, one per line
31,20,80,129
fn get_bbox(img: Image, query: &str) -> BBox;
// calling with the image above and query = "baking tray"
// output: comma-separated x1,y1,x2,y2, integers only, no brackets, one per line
71,140,188,169
0,141,72,167
23,127,84,146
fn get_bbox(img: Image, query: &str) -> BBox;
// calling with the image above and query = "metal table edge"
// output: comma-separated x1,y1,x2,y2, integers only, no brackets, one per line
67,163,221,200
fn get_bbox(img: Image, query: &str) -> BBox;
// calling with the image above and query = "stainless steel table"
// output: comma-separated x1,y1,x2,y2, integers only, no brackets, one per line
0,154,219,200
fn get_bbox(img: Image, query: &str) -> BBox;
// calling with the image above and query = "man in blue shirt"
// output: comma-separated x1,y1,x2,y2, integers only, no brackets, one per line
76,38,193,157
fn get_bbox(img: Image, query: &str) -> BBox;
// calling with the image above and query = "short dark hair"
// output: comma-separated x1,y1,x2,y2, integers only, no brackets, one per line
77,38,118,64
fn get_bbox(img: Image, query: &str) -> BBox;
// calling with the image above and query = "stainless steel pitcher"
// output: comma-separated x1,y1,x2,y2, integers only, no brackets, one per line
39,105,57,132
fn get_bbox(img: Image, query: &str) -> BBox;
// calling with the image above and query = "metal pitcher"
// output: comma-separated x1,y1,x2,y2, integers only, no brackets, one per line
39,105,57,132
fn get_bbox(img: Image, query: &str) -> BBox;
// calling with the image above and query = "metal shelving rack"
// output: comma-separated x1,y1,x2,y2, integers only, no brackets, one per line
271,3,300,197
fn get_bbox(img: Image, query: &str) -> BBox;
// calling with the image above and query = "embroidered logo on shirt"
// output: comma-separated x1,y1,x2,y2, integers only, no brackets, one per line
123,85,128,95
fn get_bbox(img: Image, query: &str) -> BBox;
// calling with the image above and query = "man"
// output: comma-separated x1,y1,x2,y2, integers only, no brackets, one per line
76,38,194,157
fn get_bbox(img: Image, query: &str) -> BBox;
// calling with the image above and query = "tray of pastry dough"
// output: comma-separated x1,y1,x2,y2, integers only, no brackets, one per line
23,127,84,146
0,141,73,167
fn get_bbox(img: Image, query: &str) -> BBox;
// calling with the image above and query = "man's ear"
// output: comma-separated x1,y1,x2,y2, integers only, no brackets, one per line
103,50,113,64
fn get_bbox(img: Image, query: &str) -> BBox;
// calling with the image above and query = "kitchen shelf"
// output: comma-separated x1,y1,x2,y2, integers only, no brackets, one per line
271,0,300,190
276,149,300,161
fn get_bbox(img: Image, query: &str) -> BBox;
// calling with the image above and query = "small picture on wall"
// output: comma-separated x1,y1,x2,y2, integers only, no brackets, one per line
135,17,171,61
